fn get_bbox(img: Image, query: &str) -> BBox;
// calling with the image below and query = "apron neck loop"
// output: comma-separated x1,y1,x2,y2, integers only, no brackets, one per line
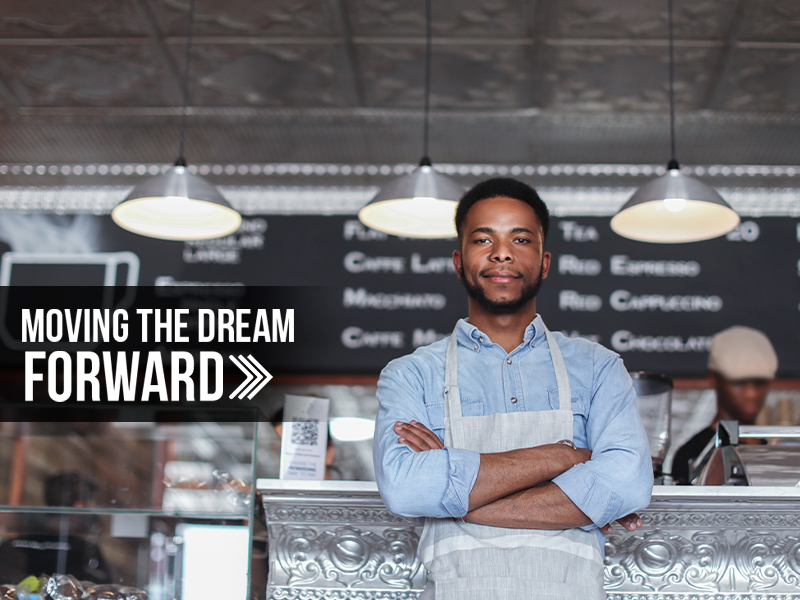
445,320,572,412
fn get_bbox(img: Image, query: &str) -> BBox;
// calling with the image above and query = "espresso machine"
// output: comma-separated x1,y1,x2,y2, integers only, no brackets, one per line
692,421,800,486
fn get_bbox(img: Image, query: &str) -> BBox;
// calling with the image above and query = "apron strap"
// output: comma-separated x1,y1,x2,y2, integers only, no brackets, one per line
544,326,571,411
444,326,459,393
443,319,572,445
444,326,463,448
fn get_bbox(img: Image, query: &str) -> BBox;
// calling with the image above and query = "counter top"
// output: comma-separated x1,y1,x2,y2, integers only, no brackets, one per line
258,479,800,499
258,480,800,599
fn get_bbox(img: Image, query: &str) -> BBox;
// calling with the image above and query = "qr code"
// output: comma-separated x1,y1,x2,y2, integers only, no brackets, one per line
291,419,319,446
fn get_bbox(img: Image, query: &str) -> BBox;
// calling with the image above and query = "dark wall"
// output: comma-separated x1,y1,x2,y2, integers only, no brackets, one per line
0,214,797,377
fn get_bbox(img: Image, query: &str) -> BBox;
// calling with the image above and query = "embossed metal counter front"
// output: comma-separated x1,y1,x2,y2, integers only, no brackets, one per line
604,487,800,599
259,483,800,599
259,481,425,600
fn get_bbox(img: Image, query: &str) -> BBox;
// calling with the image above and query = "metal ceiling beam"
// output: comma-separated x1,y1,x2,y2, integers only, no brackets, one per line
528,0,553,109
351,37,532,45
331,0,365,107
0,76,21,117
12,106,800,125
702,0,751,110
134,0,185,104
544,39,724,48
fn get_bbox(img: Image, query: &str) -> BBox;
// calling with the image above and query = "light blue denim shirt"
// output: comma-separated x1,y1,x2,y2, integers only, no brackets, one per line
373,314,654,529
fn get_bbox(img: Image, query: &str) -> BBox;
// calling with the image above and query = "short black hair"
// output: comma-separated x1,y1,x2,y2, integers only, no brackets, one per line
454,178,550,243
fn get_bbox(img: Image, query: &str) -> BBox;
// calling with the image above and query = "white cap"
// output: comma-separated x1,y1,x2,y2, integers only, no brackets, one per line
707,326,778,380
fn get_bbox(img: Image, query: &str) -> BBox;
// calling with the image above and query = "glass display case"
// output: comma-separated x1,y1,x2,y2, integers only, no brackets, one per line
0,407,267,600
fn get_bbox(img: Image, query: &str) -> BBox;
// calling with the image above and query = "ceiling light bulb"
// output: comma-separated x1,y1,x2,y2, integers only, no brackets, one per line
663,197,686,212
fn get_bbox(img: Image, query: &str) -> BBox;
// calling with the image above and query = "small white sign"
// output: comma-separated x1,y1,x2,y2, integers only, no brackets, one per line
279,394,330,481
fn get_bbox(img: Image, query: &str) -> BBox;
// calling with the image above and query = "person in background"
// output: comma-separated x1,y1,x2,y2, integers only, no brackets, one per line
671,326,778,485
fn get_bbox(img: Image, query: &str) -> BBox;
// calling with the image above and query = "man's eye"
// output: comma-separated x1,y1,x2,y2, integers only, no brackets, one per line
515,237,531,243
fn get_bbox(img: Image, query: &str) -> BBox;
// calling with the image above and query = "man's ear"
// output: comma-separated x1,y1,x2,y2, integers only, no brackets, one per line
452,249,463,280
541,251,552,279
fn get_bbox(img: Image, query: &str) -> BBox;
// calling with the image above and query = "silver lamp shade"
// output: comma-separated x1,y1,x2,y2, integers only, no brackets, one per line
358,164,464,238
112,165,242,241
611,167,740,243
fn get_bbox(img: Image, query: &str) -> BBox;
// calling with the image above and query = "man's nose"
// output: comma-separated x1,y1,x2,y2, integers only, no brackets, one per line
742,382,764,401
491,241,513,261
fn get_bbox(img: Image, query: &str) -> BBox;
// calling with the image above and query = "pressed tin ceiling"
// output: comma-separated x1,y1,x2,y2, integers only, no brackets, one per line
0,0,797,191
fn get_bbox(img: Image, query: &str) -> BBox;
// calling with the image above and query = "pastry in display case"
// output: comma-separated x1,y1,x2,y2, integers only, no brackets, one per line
0,407,267,600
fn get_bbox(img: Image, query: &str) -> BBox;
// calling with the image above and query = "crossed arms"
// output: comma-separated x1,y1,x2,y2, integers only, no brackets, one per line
395,420,642,533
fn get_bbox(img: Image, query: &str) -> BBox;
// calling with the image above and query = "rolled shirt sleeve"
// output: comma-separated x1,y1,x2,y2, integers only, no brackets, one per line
373,358,480,519
553,352,654,528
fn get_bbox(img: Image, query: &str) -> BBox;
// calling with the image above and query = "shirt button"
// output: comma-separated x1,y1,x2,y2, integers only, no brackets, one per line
478,336,484,343
530,342,535,348
474,345,479,351
510,397,517,404
506,358,512,364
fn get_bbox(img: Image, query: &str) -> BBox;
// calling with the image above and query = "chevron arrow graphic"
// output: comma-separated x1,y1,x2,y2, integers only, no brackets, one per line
229,355,273,400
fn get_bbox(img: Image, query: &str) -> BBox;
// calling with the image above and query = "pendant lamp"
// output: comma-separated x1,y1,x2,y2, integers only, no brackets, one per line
112,0,241,241
358,0,463,238
610,0,739,243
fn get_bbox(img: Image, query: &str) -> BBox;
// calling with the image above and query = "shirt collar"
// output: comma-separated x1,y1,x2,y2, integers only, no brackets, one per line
454,314,547,352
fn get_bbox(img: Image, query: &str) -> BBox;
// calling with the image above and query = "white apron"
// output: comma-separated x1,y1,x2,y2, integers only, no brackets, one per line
417,321,605,600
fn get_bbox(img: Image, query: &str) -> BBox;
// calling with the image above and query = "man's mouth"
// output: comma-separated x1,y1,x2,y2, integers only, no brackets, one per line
481,269,522,283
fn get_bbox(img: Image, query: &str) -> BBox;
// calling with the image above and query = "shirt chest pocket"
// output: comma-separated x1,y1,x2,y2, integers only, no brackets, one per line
548,388,589,419
425,397,484,438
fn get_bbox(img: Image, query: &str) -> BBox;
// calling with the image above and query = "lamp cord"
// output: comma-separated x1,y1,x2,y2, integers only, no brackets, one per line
176,0,196,167
421,0,432,166
667,0,678,170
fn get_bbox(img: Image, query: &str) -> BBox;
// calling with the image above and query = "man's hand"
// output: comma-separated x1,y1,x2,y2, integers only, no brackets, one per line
600,513,643,534
394,421,444,452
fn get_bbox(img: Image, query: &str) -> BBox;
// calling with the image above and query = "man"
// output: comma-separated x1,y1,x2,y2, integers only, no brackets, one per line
373,178,653,600
671,325,778,485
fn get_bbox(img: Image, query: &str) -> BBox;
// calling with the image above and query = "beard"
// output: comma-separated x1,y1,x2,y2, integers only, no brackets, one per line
459,263,545,313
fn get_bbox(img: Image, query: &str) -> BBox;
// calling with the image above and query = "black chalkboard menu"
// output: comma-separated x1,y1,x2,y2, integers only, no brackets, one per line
0,213,797,377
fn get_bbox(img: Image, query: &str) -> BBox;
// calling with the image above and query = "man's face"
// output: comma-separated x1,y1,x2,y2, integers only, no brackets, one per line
711,371,770,424
452,196,551,313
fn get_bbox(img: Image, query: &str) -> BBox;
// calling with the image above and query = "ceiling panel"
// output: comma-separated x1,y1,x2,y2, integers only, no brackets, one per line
552,0,737,40
147,0,340,37
739,0,800,42
357,43,529,108
174,43,354,106
0,0,146,38
548,44,721,112
0,45,175,107
345,0,531,38
717,47,800,111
